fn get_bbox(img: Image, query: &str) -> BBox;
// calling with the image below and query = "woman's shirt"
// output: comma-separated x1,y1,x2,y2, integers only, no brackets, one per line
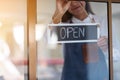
62,14,108,80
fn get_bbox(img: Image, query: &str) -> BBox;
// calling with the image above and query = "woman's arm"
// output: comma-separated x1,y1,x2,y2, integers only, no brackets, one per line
52,0,71,24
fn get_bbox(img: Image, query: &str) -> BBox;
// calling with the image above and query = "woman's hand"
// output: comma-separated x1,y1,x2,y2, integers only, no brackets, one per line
97,36,108,52
52,0,71,24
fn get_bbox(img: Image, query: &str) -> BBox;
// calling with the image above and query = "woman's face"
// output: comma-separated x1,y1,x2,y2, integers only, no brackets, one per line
68,1,86,16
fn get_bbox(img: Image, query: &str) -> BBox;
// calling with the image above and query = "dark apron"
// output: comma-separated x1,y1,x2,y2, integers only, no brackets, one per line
61,43,108,80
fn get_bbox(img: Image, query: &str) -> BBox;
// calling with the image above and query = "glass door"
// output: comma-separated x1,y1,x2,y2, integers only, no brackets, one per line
112,3,120,80
36,0,109,80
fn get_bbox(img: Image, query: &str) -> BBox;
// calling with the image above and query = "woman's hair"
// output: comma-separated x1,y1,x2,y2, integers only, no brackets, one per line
62,2,94,22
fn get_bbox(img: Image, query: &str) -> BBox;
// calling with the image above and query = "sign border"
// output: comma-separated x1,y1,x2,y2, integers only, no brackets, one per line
47,23,100,43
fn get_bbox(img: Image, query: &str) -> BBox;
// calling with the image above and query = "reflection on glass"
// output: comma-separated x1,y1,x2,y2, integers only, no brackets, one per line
0,0,27,80
37,1,109,80
112,3,120,80
13,24,24,46
35,24,46,41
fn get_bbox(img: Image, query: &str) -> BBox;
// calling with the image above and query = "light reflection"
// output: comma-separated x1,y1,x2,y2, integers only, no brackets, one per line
0,22,2,27
35,24,46,41
13,24,24,48
48,32,58,49
0,39,10,61
0,39,24,80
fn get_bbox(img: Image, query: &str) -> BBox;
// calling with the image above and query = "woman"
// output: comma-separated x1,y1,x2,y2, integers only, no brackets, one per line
52,0,108,80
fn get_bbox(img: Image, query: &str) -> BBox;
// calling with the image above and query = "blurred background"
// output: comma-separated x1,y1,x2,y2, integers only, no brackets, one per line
0,0,120,80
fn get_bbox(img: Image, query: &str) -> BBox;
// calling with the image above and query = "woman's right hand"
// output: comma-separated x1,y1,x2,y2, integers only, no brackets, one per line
97,36,108,52
52,0,71,24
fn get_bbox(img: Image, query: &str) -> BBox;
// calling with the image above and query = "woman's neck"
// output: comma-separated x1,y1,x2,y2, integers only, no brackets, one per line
74,12,88,21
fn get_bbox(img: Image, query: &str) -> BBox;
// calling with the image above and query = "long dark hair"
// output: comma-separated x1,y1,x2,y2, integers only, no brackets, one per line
62,2,94,22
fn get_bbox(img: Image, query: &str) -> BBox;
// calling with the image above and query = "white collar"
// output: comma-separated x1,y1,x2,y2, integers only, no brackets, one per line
71,14,94,23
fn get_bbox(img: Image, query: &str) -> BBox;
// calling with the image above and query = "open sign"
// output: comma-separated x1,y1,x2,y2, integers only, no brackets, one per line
47,23,100,43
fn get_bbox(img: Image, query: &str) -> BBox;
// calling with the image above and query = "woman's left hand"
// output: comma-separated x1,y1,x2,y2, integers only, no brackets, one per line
97,36,108,52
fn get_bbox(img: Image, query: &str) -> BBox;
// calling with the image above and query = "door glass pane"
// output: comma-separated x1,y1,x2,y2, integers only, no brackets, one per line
37,1,109,80
0,0,27,80
112,3,120,80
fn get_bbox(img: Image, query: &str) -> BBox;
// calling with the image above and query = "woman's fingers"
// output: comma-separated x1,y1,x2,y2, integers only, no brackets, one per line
57,0,71,14
79,1,88,16
97,36,108,51
98,36,107,44
53,0,71,23
63,1,71,13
